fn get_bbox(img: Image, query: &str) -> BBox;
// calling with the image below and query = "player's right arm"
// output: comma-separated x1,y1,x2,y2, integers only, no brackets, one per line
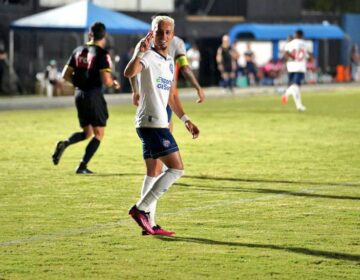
284,42,298,61
285,51,295,60
174,39,205,103
129,76,140,106
216,47,224,72
124,32,153,78
177,56,205,103
62,65,74,84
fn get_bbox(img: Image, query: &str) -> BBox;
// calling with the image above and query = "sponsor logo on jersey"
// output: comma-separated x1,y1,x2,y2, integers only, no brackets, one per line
75,50,95,69
156,76,172,91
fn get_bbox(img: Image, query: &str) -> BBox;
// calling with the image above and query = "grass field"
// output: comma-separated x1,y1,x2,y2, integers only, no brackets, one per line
0,88,359,279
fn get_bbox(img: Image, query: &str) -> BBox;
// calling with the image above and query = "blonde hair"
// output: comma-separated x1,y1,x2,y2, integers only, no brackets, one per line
151,16,175,31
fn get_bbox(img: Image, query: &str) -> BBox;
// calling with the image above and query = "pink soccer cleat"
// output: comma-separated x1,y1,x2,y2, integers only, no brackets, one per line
142,225,176,236
281,95,288,104
129,205,155,235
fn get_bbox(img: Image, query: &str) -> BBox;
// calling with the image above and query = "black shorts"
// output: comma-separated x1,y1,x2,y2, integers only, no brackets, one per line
75,88,109,127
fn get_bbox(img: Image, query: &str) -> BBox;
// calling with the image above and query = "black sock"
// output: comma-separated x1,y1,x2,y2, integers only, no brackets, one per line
80,137,101,167
66,132,86,147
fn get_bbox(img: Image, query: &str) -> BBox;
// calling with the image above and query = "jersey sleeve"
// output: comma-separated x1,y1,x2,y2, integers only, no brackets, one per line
174,37,187,58
99,52,112,73
66,51,76,68
140,51,151,70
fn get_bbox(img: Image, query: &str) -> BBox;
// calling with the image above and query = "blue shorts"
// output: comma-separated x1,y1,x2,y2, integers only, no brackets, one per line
136,127,179,159
166,104,173,122
288,72,305,86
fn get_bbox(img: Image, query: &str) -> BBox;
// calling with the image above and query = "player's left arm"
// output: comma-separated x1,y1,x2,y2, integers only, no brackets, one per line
168,83,200,139
100,71,120,89
100,53,120,90
306,48,313,61
177,55,205,103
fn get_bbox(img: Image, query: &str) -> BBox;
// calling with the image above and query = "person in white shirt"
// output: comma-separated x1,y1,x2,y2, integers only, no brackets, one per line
124,15,200,236
130,18,205,135
169,36,205,103
186,43,201,81
45,60,64,96
282,30,310,112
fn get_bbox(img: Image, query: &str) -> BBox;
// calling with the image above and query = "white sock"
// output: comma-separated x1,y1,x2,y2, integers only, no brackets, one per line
292,84,304,109
148,200,158,227
140,175,160,227
141,175,157,197
285,84,296,98
161,163,168,173
136,168,184,211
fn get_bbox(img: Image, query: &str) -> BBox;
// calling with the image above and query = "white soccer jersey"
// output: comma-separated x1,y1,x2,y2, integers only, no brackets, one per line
168,36,186,59
285,38,309,73
135,49,175,128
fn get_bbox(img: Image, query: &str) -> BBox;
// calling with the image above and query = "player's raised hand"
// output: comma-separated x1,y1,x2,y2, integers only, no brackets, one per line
185,120,200,139
139,32,153,53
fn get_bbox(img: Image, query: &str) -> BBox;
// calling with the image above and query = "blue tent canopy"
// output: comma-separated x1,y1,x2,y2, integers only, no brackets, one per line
228,23,345,42
228,23,345,62
10,0,150,34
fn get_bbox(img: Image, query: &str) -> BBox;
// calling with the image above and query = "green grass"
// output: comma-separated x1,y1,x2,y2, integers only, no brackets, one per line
0,89,359,279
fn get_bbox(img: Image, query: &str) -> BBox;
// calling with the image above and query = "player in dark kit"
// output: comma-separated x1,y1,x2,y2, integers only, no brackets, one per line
52,22,120,174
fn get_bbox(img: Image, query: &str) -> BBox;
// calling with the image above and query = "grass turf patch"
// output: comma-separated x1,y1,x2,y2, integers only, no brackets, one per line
0,89,359,279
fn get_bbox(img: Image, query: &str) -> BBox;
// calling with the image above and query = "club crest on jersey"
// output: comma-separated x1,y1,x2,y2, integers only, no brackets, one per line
169,62,174,74
162,139,171,148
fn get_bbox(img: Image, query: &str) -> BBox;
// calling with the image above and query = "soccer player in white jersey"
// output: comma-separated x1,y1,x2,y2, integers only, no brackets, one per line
124,15,200,235
169,35,205,103
282,30,310,112
131,15,205,108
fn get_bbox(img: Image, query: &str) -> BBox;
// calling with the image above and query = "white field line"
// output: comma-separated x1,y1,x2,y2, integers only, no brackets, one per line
0,184,356,247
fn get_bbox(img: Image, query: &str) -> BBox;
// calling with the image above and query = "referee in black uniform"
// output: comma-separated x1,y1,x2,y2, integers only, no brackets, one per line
52,22,120,174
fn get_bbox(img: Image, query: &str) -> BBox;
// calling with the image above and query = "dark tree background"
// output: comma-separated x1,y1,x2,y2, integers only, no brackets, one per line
303,0,360,13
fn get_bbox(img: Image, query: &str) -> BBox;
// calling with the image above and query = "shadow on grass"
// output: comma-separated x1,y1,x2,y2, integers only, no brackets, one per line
185,175,360,188
156,236,360,262
92,172,143,177
175,183,360,201
92,173,359,200
93,173,359,188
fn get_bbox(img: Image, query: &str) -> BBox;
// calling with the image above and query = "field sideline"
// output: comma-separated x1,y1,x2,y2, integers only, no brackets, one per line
0,88,359,279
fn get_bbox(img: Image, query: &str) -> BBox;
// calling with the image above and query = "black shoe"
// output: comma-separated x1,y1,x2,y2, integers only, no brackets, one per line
75,167,93,174
52,141,67,165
